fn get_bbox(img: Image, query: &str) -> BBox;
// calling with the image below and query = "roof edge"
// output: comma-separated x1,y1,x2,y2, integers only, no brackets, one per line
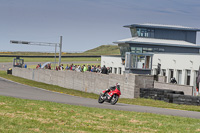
123,24,200,31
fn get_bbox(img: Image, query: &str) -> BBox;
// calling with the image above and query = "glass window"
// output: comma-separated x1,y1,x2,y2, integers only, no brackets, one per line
137,55,145,68
159,48,165,52
120,46,130,57
136,28,155,38
125,54,130,68
126,54,152,69
130,54,137,68
131,47,142,53
145,56,151,69
130,28,138,37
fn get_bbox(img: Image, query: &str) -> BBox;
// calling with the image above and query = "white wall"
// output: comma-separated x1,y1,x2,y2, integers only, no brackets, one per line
101,55,125,75
152,53,200,88
101,53,200,90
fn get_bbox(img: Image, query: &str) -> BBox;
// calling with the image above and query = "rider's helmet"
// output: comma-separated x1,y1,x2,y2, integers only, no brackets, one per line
116,83,120,90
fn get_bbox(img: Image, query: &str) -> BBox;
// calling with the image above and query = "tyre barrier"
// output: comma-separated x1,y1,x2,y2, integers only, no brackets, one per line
140,88,200,106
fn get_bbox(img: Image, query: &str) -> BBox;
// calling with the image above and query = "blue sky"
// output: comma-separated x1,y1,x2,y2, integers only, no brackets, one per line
0,0,200,52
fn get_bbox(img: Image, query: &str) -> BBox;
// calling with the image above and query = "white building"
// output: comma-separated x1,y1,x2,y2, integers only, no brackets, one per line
101,23,200,92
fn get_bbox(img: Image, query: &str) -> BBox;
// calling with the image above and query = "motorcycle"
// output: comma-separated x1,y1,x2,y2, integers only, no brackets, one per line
98,83,121,105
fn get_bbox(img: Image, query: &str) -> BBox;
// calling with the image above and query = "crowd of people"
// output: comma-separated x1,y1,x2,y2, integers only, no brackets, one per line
36,63,111,74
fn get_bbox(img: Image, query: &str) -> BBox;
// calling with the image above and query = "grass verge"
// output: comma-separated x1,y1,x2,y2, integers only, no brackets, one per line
0,70,200,112
0,95,200,133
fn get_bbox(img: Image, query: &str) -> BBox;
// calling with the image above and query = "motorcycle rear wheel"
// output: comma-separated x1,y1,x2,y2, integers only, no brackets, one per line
98,94,104,104
110,95,119,105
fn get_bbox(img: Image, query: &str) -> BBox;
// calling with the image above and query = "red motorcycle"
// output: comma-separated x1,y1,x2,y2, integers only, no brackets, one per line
98,83,121,105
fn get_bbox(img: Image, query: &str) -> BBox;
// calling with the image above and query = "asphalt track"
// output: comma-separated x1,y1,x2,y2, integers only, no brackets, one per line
0,77,200,119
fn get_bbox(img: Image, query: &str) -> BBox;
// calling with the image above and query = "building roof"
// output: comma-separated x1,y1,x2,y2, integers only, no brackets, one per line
124,23,200,31
113,37,200,48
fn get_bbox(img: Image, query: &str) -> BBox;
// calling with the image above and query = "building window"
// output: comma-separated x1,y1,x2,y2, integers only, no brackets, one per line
119,67,122,74
131,47,142,53
177,70,182,85
130,28,138,37
125,53,152,69
114,68,117,74
186,70,191,85
136,28,155,38
162,69,166,76
169,69,174,82
131,47,165,53
110,67,112,73
120,46,130,57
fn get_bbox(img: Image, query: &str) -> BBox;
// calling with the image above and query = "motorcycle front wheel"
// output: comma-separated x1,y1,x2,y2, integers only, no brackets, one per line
98,94,104,104
110,94,119,105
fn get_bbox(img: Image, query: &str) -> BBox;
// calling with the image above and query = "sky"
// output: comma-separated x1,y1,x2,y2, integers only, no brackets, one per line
0,0,200,52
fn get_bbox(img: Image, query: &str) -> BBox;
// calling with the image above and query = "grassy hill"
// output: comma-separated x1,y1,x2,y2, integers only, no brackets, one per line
83,45,120,55
0,45,120,56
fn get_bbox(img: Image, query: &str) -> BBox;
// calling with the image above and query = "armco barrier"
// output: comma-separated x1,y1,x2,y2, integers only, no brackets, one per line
12,67,154,98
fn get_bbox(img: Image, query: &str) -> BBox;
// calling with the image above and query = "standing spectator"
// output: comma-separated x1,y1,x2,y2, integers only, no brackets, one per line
101,65,108,74
36,64,40,69
72,65,75,71
107,67,111,73
47,63,51,70
91,65,94,72
65,64,69,70
87,64,91,72
93,65,97,72
81,65,84,72
56,66,58,71
78,65,82,72
83,65,87,72
60,64,64,70
96,65,101,73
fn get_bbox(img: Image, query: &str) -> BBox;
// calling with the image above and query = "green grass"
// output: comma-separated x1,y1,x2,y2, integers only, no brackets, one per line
0,70,200,112
0,95,200,133
84,45,120,55
0,45,120,56
0,57,101,63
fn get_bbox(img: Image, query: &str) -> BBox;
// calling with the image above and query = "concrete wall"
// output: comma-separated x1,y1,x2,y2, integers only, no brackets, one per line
154,81,193,95
12,67,154,98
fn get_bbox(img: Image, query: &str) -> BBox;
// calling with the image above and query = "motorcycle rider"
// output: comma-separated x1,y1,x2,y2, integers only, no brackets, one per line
102,83,120,98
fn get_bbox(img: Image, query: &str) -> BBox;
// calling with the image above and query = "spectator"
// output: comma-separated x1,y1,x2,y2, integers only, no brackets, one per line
72,65,75,71
36,64,40,69
65,64,69,70
101,65,108,74
60,64,64,70
107,67,111,73
47,63,51,70
87,64,91,72
56,66,58,71
96,65,101,73
93,65,97,72
83,65,87,72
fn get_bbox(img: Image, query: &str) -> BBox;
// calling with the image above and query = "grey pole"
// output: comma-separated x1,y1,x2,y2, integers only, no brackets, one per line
54,44,57,70
59,36,62,66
